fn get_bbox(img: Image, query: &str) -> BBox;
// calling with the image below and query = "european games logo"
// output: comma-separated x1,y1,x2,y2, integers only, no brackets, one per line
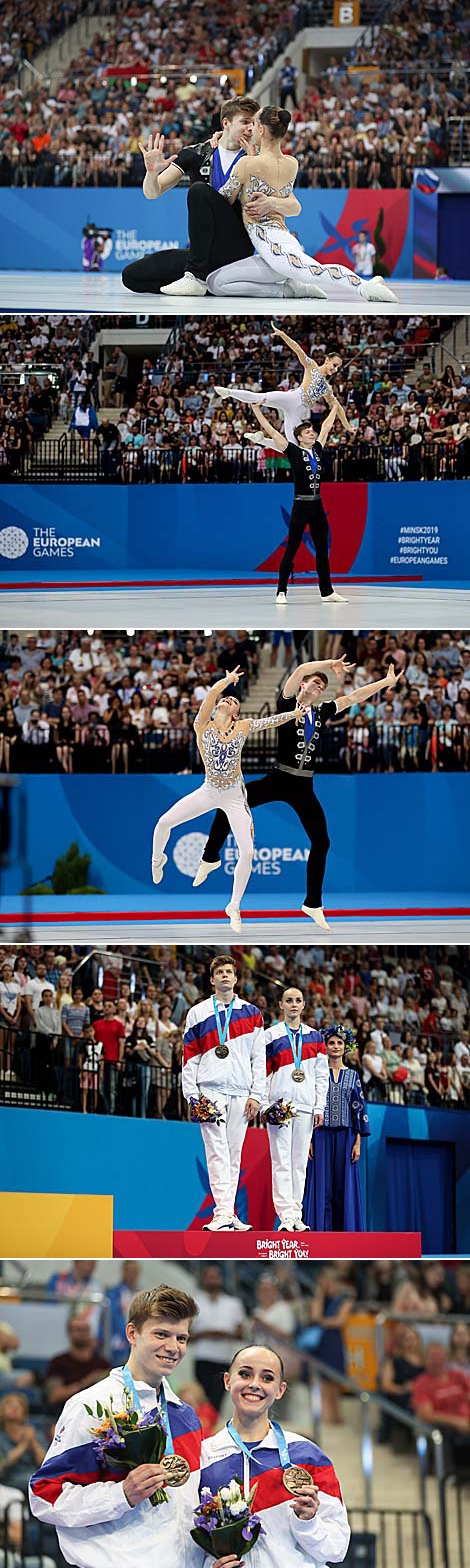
0,526,28,559
173,833,209,878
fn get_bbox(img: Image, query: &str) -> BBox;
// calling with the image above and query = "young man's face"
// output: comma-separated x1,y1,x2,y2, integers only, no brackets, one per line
212,964,237,996
224,111,256,147
126,1315,191,1380
300,675,327,705
298,424,315,447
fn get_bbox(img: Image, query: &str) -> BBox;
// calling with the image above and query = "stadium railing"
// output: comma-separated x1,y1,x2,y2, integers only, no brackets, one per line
6,437,470,484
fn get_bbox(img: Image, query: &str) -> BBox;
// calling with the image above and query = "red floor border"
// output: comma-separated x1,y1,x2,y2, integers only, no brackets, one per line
0,907,468,924
0,574,423,591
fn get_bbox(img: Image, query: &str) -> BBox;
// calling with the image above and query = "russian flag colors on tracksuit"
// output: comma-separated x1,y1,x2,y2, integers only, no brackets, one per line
29,1368,201,1568
190,1425,350,1566
182,994,266,1105
182,995,267,1225
265,1025,329,1229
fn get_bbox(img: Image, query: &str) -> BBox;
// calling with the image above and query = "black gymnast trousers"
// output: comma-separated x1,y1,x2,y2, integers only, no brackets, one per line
201,768,331,908
278,496,333,598
122,182,254,292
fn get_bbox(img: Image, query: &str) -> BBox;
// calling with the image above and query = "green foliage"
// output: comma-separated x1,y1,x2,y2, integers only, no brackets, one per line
22,841,104,895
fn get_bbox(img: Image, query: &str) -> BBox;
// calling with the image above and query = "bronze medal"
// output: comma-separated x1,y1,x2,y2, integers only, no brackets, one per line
283,1465,315,1495
161,1453,191,1487
292,1068,305,1082
215,1043,230,1058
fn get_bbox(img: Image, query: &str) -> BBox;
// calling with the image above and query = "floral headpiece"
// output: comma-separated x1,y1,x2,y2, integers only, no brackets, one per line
324,1024,356,1051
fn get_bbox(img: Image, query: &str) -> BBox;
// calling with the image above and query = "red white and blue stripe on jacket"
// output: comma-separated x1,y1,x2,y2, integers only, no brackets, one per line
266,1025,327,1079
184,998,264,1065
199,1431,343,1512
30,1399,201,1507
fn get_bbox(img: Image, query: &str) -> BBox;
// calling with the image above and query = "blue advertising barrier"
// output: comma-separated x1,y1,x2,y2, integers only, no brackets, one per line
0,187,413,276
0,482,468,586
2,774,468,901
1,1104,469,1250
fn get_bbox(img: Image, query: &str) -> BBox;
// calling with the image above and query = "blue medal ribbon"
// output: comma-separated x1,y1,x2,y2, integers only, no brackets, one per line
226,1418,291,1471
284,1023,303,1074
122,1363,174,1454
214,996,235,1048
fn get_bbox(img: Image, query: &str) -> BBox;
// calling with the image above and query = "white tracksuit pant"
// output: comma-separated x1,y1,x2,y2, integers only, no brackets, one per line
200,1094,248,1222
152,778,254,908
268,1111,313,1227
208,232,363,298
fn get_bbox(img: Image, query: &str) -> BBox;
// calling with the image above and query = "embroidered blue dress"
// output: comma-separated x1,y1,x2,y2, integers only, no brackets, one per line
303,1066,370,1231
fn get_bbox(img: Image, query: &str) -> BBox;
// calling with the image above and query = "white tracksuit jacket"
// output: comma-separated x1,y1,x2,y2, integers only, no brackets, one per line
189,1423,350,1567
182,994,266,1106
264,1024,329,1115
29,1368,201,1568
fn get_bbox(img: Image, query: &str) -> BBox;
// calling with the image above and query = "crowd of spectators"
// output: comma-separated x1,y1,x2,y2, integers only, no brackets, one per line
2,313,470,484
0,1,468,188
0,629,468,776
284,3,470,188
0,1255,468,1565
1,942,469,1116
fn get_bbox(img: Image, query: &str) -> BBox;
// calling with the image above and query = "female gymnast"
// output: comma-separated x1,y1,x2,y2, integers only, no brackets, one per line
304,1024,370,1232
151,666,304,933
216,105,398,304
214,320,353,444
190,1342,350,1568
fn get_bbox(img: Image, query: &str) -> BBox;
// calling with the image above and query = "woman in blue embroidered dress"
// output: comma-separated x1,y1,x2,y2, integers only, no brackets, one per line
151,667,304,933
215,106,397,304
304,1024,371,1231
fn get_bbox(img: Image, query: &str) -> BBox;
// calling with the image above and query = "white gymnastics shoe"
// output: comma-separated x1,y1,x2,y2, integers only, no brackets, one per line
232,1215,253,1232
226,901,242,933
151,853,168,884
161,271,208,296
302,904,331,930
276,591,287,605
321,590,348,603
293,1219,310,1231
358,277,399,304
192,858,221,886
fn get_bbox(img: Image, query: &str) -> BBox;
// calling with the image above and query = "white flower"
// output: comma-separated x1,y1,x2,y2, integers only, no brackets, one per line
219,1487,233,1501
229,1500,248,1517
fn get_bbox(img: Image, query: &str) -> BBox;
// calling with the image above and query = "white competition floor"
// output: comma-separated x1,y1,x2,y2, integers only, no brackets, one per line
0,581,468,631
0,273,469,314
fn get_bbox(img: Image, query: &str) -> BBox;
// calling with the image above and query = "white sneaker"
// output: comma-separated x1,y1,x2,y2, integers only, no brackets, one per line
321,590,348,603
151,853,168,885
276,592,287,605
202,1217,234,1231
282,280,328,300
232,1215,253,1232
302,904,331,930
278,1222,295,1231
358,277,399,304
160,271,208,296
225,901,242,933
293,1219,310,1231
192,858,221,887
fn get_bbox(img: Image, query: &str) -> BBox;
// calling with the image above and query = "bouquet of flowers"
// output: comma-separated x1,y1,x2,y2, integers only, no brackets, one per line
85,1393,168,1504
191,1478,265,1560
189,1093,225,1125
264,1098,297,1126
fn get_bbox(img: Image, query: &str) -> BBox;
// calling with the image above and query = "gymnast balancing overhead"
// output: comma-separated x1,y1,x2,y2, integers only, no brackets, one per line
214,320,353,445
151,666,304,933
212,105,398,304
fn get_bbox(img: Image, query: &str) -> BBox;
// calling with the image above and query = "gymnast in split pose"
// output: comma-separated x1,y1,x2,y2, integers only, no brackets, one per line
151,666,304,934
214,320,353,444
212,105,398,304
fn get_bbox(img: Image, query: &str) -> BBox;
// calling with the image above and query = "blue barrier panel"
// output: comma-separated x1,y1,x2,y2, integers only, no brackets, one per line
1,1104,469,1250
2,774,468,899
0,187,413,276
0,482,468,585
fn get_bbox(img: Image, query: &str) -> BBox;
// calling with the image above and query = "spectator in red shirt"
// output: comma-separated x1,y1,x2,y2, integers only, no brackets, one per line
93,999,125,1114
412,1343,470,1471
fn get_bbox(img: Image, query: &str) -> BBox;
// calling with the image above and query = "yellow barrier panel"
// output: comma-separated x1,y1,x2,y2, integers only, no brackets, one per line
344,1311,379,1392
333,1,360,23
0,1193,114,1258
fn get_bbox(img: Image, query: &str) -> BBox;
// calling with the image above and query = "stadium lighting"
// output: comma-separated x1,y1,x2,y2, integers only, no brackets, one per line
189,73,198,84
160,75,168,84
220,74,228,86
130,76,138,86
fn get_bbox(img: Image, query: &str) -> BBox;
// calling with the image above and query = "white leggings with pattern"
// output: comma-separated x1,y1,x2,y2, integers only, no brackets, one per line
152,778,254,909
